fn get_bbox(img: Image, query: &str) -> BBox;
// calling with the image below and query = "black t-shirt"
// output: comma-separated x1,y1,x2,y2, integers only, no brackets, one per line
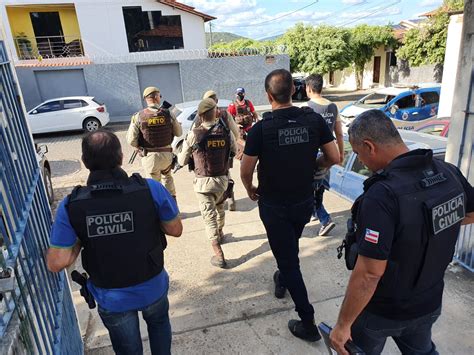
356,150,474,318
244,106,334,204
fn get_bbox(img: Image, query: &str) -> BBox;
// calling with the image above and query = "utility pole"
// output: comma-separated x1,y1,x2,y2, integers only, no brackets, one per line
209,21,213,47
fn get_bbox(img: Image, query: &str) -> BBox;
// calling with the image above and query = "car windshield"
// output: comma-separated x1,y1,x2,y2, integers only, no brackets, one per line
356,93,395,108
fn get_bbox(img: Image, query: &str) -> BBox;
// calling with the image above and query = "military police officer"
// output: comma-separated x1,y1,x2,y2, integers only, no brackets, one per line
202,90,239,211
240,69,339,341
47,130,183,354
330,110,474,355
177,98,236,268
127,86,182,198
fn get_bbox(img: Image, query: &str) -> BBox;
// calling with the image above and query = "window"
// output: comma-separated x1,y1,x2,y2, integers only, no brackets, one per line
188,111,197,121
63,100,87,110
123,7,184,52
362,93,395,105
351,158,371,177
395,95,416,109
36,101,61,113
340,141,353,167
420,91,440,105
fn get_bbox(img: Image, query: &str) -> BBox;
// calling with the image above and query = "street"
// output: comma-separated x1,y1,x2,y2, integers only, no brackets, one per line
33,93,474,354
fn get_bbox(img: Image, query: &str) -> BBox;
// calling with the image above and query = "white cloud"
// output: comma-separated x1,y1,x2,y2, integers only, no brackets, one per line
184,0,258,16
339,5,401,21
419,0,442,7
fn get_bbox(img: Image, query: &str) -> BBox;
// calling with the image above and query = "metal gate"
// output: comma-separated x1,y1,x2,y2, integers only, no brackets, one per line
0,41,83,353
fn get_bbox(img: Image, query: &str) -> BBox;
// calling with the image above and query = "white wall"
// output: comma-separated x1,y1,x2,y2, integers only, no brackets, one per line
1,0,208,60
438,14,464,118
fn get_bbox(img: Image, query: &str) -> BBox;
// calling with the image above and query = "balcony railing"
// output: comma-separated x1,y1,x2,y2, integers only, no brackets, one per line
13,35,84,60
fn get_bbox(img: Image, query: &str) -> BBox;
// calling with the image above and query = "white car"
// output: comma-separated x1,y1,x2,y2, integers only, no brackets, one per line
171,99,232,153
28,96,110,134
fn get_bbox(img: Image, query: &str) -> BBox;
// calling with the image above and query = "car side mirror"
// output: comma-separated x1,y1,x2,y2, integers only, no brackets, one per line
38,144,48,155
389,105,398,115
31,109,38,114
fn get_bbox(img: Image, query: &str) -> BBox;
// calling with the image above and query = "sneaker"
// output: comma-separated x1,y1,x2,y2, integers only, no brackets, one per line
318,220,335,236
288,319,321,342
273,270,287,299
311,215,319,222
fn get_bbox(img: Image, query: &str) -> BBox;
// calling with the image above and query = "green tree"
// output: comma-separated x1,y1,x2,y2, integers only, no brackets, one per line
349,25,396,90
397,0,464,67
280,23,352,75
210,38,275,54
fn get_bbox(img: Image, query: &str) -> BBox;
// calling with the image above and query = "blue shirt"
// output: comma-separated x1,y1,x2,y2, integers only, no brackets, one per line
50,178,179,312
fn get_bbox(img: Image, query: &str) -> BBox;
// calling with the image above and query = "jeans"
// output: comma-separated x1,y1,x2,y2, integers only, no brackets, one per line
258,197,314,321
351,307,441,355
313,177,331,225
98,293,171,355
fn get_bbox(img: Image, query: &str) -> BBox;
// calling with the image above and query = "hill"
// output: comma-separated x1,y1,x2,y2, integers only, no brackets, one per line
205,32,248,47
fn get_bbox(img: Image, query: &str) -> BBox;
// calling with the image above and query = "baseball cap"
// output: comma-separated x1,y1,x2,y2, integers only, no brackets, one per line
198,98,217,115
143,86,160,98
236,87,245,94
203,90,217,99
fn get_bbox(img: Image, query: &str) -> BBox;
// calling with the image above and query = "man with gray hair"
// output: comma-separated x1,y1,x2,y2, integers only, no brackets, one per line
330,110,474,354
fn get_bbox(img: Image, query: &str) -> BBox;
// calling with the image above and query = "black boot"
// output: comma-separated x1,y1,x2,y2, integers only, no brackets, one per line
288,319,321,342
273,270,287,299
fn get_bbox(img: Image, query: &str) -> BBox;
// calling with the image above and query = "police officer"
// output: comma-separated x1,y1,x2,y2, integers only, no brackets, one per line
240,69,339,341
47,130,183,354
227,87,258,132
127,86,182,198
305,74,345,235
202,90,239,211
177,98,236,268
330,110,474,355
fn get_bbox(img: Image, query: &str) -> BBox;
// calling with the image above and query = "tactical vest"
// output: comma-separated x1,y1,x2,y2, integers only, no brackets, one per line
258,107,322,203
138,107,173,148
234,100,253,127
355,150,466,319
307,100,338,132
192,121,231,177
67,171,165,289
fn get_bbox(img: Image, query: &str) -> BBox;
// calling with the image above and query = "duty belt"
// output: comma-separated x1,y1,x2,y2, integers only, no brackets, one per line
146,147,173,153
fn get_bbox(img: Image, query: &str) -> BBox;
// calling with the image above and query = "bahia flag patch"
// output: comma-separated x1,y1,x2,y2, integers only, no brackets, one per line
365,229,379,244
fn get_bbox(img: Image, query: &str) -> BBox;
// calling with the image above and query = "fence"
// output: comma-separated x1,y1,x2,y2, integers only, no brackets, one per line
13,35,84,60
0,40,83,353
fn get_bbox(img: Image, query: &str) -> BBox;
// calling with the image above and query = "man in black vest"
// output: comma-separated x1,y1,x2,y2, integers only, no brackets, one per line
241,69,339,341
305,74,345,236
47,130,183,354
330,110,474,355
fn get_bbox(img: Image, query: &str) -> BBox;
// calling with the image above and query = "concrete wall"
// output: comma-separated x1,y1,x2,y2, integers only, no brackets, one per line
15,54,290,116
438,14,464,118
1,0,208,61
387,61,442,87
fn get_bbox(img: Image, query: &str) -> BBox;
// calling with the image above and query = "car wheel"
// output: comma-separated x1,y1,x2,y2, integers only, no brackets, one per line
83,117,101,132
43,167,54,205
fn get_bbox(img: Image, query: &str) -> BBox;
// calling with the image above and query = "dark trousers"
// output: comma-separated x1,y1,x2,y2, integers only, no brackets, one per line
258,197,314,322
98,293,171,355
351,307,441,355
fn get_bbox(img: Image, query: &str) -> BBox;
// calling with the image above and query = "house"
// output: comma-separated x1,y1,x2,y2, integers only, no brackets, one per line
0,0,215,62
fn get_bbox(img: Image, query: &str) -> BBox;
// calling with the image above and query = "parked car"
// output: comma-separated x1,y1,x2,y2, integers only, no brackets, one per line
35,143,54,204
415,119,450,137
292,77,307,101
330,130,447,202
340,84,441,130
28,96,110,134
171,99,232,153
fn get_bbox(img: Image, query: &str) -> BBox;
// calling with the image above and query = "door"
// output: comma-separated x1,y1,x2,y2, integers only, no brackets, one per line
373,56,381,84
329,140,354,197
137,64,184,105
418,90,440,120
388,93,418,121
340,157,371,202
35,69,88,102
28,100,63,133
62,99,88,130
30,12,64,57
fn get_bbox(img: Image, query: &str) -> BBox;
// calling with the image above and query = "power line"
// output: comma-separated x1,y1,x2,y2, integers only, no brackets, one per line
215,1,319,28
335,0,401,27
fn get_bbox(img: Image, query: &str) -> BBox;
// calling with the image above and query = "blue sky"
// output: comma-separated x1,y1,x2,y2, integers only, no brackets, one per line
184,0,444,39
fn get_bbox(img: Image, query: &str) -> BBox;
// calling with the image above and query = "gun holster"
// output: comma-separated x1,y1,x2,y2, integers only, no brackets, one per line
188,157,195,172
337,218,359,270
71,271,96,309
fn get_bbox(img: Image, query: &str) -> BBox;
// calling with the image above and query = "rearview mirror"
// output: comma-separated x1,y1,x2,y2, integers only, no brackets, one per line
38,144,48,155
389,105,399,115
